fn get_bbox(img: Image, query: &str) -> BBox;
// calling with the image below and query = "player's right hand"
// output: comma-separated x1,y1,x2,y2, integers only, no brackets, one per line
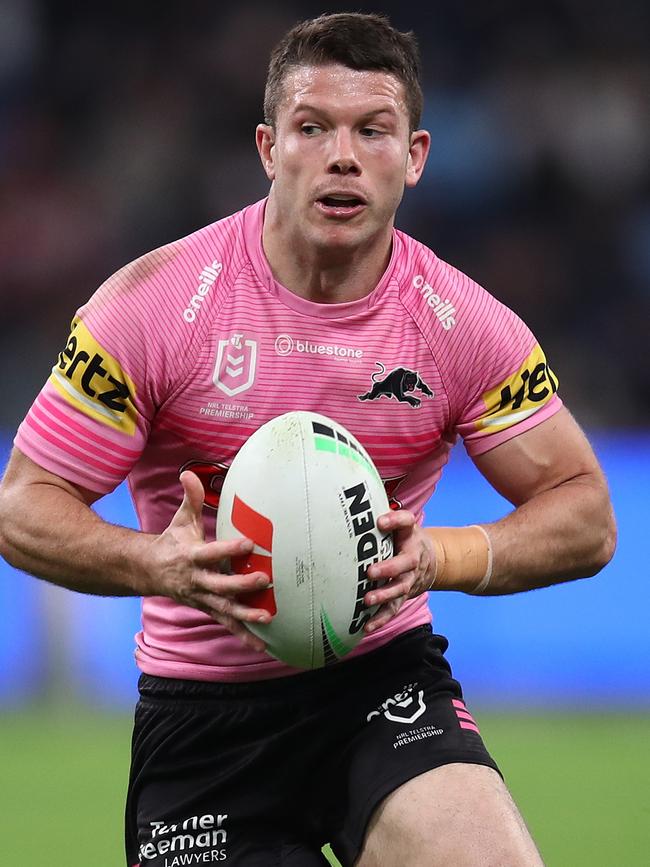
147,470,271,652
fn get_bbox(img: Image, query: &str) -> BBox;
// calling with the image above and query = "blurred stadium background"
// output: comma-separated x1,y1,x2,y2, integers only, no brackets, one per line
1,1,648,865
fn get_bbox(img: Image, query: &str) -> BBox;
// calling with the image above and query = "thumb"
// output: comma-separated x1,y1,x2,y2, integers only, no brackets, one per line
170,470,206,537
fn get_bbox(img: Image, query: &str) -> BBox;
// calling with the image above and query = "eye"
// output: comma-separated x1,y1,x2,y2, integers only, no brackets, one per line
301,124,323,137
360,127,382,138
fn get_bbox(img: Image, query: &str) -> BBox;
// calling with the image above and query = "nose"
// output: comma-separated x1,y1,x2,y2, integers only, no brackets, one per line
327,129,361,175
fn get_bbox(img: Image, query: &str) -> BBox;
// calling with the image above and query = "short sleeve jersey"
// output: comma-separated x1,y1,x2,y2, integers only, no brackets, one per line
15,199,562,682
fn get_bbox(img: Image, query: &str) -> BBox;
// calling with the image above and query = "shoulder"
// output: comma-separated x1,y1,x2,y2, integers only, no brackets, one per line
394,232,491,331
87,207,249,325
74,207,257,370
394,230,557,406
394,232,525,357
63,207,253,402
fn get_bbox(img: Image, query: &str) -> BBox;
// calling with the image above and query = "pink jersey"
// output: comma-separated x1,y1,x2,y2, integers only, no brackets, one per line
15,199,562,681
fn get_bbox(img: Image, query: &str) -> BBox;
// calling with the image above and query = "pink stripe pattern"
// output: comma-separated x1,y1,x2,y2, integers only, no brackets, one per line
459,721,482,734
452,699,481,735
14,198,563,682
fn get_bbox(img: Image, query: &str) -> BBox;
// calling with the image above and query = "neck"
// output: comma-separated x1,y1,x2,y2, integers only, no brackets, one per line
261,196,393,304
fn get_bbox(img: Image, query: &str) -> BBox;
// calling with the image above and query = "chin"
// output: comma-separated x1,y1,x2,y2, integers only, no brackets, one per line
311,220,372,250
315,232,366,255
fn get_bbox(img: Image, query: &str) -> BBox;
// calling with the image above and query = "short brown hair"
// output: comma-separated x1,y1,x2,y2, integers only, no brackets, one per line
264,12,423,132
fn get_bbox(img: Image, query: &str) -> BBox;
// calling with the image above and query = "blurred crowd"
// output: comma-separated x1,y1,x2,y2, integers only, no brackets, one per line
1,0,649,429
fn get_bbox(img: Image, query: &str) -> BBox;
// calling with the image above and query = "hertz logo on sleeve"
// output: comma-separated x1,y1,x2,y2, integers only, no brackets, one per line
49,317,138,435
474,344,558,435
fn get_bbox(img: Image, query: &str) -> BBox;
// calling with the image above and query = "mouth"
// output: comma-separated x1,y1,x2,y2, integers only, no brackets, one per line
315,194,366,218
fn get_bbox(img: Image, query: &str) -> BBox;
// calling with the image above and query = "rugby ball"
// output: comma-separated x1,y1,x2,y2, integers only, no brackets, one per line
216,411,393,669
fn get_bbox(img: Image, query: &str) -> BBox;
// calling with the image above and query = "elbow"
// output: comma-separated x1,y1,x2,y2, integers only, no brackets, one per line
0,497,13,565
0,488,21,568
601,513,618,569
586,508,618,577
0,515,11,565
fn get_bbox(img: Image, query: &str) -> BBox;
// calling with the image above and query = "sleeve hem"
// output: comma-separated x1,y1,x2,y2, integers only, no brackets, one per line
13,433,118,496
463,395,564,457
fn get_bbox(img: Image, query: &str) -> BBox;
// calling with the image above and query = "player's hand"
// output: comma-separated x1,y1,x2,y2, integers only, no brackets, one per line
362,509,434,634
148,470,271,652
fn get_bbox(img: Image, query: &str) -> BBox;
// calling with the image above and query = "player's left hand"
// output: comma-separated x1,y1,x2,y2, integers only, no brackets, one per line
362,509,434,634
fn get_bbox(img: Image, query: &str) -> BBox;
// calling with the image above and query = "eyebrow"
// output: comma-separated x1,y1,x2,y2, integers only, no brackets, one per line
292,103,399,122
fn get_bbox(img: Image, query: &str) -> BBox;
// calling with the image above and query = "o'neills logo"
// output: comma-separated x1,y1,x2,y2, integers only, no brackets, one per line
182,260,222,323
413,275,456,330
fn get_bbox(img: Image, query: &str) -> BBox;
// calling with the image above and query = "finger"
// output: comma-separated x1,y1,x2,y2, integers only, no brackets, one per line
210,593,274,624
364,596,406,633
212,613,268,653
365,571,414,607
168,470,207,533
191,587,273,625
193,536,254,568
367,550,418,583
377,511,422,565
377,509,416,533
198,568,272,597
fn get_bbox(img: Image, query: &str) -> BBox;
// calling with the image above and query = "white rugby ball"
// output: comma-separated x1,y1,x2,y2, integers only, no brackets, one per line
216,411,393,669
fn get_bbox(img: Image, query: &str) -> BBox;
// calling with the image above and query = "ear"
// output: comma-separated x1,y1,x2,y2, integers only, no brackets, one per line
256,124,276,181
405,129,431,188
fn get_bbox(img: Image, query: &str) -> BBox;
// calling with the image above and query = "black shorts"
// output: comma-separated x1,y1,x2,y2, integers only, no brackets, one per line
125,626,500,867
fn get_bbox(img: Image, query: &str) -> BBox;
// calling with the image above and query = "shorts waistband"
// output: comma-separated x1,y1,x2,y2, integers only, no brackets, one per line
138,625,440,701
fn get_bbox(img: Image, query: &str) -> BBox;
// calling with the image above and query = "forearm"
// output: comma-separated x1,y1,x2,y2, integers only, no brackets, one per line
0,452,271,650
0,482,154,597
426,475,616,595
480,474,616,594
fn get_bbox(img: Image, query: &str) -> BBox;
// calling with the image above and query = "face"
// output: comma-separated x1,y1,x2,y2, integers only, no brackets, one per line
256,63,430,257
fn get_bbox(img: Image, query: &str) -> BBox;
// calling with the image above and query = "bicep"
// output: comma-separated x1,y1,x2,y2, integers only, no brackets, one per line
1,447,102,508
471,407,606,507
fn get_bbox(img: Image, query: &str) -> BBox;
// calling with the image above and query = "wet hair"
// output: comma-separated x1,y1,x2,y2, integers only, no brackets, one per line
264,12,423,131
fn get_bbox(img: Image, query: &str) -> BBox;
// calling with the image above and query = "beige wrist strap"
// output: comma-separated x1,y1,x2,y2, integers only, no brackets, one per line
425,525,493,594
